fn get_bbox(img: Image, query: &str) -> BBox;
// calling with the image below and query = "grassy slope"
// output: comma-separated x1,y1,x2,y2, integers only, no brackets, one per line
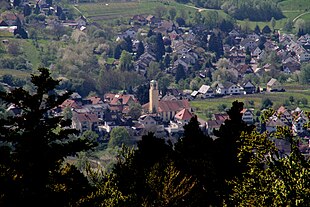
22,40,40,70
191,89,310,121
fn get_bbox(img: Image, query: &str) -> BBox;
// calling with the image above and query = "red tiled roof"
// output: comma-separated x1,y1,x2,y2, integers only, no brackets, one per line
158,100,190,112
213,113,229,121
60,99,80,109
277,106,287,114
88,96,102,104
74,112,99,123
175,108,193,121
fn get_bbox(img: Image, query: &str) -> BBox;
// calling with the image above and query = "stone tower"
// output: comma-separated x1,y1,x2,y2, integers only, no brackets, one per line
149,80,159,113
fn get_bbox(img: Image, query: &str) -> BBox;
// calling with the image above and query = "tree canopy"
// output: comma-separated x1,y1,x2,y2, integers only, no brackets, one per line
0,68,95,206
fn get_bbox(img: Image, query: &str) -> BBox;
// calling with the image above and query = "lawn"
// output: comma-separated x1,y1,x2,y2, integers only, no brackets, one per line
278,0,310,11
22,40,40,70
190,90,310,121
0,69,31,79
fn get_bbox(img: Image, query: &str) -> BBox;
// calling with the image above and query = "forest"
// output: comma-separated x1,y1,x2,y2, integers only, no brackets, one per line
0,68,309,206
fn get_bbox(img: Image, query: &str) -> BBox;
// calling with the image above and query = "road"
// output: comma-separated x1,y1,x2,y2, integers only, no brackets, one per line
292,11,310,22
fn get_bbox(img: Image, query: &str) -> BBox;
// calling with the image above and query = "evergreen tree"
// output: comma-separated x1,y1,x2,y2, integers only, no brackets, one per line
136,41,144,59
175,64,186,83
155,33,165,61
262,25,272,34
254,25,260,34
46,0,53,6
114,44,122,59
34,3,40,15
56,6,62,16
164,54,171,68
13,0,20,7
213,101,255,198
147,29,153,37
245,47,251,64
123,36,133,53
0,68,95,206
208,33,223,60
14,18,28,39
23,4,32,16
174,116,219,206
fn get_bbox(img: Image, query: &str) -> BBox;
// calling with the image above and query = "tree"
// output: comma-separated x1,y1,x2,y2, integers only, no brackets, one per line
56,6,63,16
80,130,99,143
111,133,178,206
176,17,186,27
169,7,177,21
270,17,276,31
262,25,272,34
283,19,293,32
0,68,94,206
154,6,166,19
46,0,52,5
108,127,131,148
123,36,133,53
164,54,171,68
208,33,223,59
174,116,218,206
245,47,252,64
13,0,20,7
254,25,260,34
23,4,32,16
128,103,142,120
34,3,40,15
175,64,186,83
299,63,310,84
119,50,133,71
114,44,122,59
261,98,273,109
155,33,165,61
228,126,310,206
13,18,28,39
136,41,144,59
146,61,161,80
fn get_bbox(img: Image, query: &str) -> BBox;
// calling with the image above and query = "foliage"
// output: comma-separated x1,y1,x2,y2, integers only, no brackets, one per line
261,97,274,109
108,127,131,148
299,63,310,84
221,0,284,21
127,103,142,120
0,68,95,206
227,128,310,206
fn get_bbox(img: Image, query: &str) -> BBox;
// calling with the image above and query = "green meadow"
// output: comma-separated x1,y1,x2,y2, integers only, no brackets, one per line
190,89,310,121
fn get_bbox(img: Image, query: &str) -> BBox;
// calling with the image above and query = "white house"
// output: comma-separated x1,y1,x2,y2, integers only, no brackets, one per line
241,109,254,124
197,85,214,98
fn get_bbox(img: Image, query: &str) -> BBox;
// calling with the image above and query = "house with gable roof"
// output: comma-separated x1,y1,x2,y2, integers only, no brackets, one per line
267,78,283,92
276,106,293,126
134,114,165,137
241,108,254,124
197,84,214,98
241,80,256,94
215,82,240,95
72,111,100,133
174,108,194,126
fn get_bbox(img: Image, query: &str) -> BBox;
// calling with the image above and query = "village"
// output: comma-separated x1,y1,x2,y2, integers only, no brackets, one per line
1,1,310,155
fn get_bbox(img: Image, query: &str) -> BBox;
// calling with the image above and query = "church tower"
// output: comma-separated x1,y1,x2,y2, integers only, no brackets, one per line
149,80,159,113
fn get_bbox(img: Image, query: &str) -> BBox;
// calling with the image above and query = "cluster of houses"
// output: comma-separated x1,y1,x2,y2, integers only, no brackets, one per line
0,2,87,36
64,80,198,139
191,77,283,99
113,14,309,101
